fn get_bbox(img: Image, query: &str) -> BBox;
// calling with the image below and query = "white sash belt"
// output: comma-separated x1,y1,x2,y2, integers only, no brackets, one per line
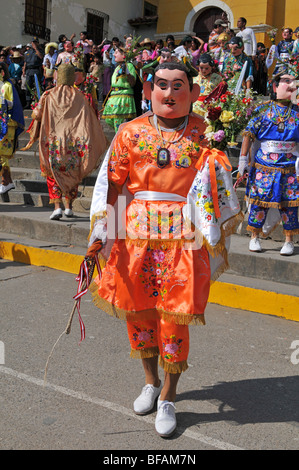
261,140,298,154
134,191,187,202
260,141,299,177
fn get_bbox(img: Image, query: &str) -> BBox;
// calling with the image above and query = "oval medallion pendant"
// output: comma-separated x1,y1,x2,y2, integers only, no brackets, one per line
277,122,285,133
157,148,170,168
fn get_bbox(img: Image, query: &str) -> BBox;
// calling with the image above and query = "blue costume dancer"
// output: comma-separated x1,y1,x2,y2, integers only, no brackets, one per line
238,67,299,255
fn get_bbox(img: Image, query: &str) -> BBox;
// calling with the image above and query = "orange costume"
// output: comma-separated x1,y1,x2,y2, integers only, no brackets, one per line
89,111,242,373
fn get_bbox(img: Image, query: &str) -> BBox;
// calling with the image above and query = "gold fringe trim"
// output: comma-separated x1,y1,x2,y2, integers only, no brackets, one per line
125,237,195,249
159,357,189,374
283,228,299,235
247,224,299,237
198,211,244,282
254,162,296,174
130,346,160,359
130,349,189,373
245,196,299,209
103,113,136,120
41,169,53,179
48,198,61,204
241,130,256,141
89,282,206,326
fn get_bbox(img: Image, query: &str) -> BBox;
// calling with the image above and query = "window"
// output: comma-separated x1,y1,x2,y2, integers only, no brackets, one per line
86,9,109,45
24,0,50,41
144,1,158,17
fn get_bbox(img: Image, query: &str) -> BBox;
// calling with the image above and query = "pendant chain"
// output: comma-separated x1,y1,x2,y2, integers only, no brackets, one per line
272,101,292,124
153,114,188,147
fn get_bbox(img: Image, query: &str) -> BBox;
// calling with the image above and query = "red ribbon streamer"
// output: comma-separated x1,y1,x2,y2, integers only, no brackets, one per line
73,256,102,343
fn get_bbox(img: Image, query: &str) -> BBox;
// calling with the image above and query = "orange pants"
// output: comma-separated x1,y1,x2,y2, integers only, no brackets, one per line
127,317,189,374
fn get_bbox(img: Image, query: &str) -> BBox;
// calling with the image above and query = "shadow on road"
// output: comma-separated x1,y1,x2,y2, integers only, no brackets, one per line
176,375,299,431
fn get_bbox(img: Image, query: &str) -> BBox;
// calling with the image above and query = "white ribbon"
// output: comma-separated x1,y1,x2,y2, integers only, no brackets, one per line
134,191,187,202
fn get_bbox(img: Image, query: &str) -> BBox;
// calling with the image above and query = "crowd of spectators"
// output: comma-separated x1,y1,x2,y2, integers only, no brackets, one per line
1,18,298,112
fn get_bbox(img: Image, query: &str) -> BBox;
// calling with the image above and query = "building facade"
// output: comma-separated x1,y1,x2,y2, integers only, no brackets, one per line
1,0,145,47
1,1,298,51
156,0,299,47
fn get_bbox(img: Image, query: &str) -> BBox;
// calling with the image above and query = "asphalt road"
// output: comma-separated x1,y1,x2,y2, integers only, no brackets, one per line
0,259,298,452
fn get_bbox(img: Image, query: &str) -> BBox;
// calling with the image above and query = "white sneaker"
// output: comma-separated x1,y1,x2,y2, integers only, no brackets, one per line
0,182,15,194
155,398,177,438
133,382,162,415
50,208,62,220
280,241,294,256
64,208,74,217
249,237,262,252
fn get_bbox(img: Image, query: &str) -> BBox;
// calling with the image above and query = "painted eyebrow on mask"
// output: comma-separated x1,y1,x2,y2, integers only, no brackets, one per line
155,78,186,86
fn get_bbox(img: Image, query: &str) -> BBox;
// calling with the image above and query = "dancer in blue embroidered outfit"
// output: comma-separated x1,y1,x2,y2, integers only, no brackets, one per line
0,62,24,194
266,28,295,76
238,66,299,255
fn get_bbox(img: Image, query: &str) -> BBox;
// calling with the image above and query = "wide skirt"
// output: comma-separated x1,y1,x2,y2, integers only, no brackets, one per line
90,237,211,326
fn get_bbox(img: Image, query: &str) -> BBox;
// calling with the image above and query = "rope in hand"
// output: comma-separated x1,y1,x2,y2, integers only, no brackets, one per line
43,240,103,384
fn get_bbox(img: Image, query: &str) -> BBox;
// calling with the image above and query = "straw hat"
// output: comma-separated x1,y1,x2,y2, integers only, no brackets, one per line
45,42,58,54
12,51,21,59
141,37,155,48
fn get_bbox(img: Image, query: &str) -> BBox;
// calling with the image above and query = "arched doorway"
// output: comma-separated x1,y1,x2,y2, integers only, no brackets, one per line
194,7,225,43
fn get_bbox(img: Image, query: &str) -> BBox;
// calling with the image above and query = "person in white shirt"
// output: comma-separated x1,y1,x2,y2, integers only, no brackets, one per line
236,17,257,57
173,36,193,61
43,42,58,69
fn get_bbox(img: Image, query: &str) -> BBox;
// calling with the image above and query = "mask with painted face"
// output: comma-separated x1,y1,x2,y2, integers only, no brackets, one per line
143,64,199,121
274,74,297,101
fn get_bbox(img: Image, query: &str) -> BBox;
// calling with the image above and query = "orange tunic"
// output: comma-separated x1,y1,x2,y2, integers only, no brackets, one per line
90,113,211,325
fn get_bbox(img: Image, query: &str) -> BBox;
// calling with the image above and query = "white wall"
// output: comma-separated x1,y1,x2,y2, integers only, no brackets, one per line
0,0,145,47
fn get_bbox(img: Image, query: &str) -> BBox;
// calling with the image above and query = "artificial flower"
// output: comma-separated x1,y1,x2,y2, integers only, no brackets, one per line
219,110,234,123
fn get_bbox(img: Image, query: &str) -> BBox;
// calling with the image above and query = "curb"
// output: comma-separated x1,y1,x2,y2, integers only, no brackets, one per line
1,240,298,323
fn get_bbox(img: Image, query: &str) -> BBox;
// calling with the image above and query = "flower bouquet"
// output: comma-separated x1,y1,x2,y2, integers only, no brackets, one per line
266,27,278,44
73,45,84,70
202,90,256,150
83,74,96,95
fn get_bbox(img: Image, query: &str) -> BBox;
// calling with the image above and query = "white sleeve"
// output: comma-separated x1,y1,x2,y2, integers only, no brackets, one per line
251,29,257,56
266,45,278,69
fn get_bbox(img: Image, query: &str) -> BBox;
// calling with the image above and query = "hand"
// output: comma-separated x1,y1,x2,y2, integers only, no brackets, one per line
141,100,148,111
238,155,249,176
85,239,103,259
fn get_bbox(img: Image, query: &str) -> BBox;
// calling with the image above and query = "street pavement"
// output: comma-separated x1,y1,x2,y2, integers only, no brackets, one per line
0,259,298,451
